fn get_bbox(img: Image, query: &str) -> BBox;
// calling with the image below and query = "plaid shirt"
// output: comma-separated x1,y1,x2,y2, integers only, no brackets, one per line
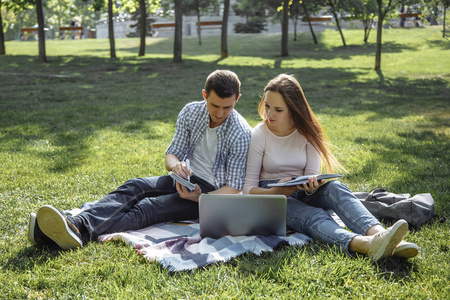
165,101,252,191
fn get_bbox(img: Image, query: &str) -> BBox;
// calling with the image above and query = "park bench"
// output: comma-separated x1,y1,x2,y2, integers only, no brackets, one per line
20,27,48,40
302,16,332,26
398,13,421,27
152,20,222,36
59,26,84,39
196,20,222,30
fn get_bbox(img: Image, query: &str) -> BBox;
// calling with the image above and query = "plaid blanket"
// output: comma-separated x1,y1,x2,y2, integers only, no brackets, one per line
98,221,311,271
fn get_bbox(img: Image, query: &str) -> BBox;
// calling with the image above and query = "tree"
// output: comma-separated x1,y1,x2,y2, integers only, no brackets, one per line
346,0,377,43
290,0,322,44
35,0,46,62
138,0,146,56
107,0,115,57
232,0,268,33
444,0,449,37
422,0,450,37
89,0,116,58
4,0,47,61
321,0,347,47
221,0,230,57
173,0,182,62
281,0,288,56
183,0,219,45
1,0,5,55
374,0,400,70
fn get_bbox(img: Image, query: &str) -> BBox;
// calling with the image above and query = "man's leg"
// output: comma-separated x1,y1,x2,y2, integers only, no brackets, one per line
76,175,178,239
100,192,199,236
37,175,215,247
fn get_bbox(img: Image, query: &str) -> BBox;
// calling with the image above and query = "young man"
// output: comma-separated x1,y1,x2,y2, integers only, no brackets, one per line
29,70,252,250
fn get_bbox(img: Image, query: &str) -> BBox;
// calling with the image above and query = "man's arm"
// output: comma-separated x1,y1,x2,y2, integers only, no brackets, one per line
176,183,240,203
210,185,240,195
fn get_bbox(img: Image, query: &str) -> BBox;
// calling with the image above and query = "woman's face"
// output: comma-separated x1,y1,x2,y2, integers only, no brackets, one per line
264,90,295,133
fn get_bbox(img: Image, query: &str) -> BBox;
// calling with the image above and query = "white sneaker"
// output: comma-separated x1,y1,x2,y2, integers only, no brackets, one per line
37,205,83,250
368,219,408,261
393,241,419,258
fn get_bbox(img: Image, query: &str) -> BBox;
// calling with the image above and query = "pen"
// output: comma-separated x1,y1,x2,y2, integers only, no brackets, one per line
186,159,190,182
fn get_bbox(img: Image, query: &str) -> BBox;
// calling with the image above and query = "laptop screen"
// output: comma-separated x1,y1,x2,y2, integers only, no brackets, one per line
199,194,287,239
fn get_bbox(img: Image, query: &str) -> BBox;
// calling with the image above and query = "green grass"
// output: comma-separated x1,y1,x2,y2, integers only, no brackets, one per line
1,26,449,298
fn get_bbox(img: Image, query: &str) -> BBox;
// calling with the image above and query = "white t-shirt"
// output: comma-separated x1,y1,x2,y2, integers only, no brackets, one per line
243,122,321,194
190,126,219,186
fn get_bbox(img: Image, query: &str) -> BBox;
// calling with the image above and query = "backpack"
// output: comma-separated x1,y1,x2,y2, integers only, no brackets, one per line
354,189,435,227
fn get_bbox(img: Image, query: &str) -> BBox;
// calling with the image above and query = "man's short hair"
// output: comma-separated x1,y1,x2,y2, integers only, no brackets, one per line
204,70,241,99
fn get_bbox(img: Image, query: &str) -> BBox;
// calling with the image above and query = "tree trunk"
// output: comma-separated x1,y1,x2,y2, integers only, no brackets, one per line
444,6,447,38
281,0,289,57
138,0,146,56
302,1,317,44
221,0,230,58
375,0,383,70
0,7,5,55
293,17,297,41
173,0,182,63
363,17,374,43
329,5,346,47
108,0,116,58
196,9,202,45
36,0,47,62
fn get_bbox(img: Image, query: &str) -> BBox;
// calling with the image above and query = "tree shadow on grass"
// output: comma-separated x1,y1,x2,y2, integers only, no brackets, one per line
1,55,447,176
1,245,63,272
42,32,421,62
309,75,449,121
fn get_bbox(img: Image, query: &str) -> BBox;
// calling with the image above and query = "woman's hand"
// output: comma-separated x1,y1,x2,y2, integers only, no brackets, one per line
298,176,324,195
271,178,302,197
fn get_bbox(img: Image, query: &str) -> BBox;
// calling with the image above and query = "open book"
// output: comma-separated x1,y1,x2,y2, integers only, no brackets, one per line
169,171,196,192
267,174,343,187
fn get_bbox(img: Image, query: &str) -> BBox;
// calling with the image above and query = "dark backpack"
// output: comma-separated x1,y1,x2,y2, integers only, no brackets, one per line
354,189,435,227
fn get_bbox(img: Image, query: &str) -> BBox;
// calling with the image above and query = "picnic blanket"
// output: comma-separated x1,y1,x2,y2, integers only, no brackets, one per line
97,221,312,271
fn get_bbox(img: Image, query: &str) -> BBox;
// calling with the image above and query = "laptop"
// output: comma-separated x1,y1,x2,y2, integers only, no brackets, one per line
199,194,287,239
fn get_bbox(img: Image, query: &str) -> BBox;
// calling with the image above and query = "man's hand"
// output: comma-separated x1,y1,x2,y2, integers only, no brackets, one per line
176,182,202,202
171,161,193,179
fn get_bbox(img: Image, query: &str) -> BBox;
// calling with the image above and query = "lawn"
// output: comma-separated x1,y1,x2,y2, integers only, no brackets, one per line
0,26,449,299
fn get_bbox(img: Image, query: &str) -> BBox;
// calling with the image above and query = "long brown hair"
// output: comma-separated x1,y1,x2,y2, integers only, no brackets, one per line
258,74,345,173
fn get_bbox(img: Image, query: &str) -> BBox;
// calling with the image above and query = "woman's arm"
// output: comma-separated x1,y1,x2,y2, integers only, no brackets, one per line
242,126,265,194
248,179,300,197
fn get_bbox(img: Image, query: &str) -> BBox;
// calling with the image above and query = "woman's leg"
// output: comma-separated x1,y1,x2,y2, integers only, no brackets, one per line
286,197,357,253
303,180,381,235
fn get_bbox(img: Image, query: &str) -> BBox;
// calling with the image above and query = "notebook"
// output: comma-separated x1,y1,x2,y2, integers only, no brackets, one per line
267,174,343,187
199,194,287,239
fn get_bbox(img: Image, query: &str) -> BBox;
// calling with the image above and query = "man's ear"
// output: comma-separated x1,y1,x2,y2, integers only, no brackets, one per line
236,93,242,102
202,89,207,100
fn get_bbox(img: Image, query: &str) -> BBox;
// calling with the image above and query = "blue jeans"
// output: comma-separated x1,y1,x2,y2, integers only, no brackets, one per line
259,180,381,253
77,175,215,240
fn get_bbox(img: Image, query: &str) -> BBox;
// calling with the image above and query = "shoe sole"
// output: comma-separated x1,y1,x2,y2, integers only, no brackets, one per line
372,220,408,261
37,205,82,250
28,213,37,245
394,243,419,258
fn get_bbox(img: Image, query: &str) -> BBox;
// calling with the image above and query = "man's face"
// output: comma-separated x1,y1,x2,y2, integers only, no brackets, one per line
203,89,240,128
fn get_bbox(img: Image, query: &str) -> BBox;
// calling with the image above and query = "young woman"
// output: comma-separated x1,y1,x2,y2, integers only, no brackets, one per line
243,74,418,261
